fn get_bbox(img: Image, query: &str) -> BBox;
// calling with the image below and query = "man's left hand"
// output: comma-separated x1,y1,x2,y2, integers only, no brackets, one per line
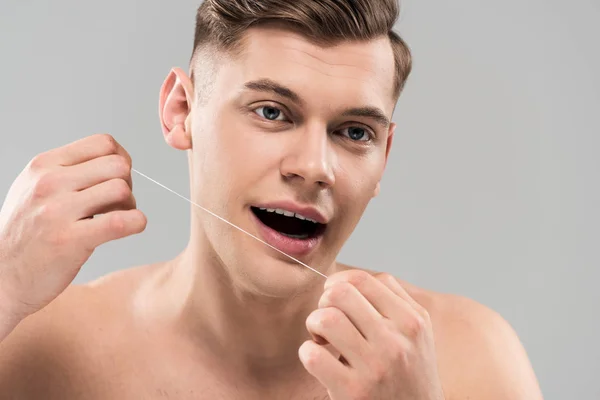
299,270,446,400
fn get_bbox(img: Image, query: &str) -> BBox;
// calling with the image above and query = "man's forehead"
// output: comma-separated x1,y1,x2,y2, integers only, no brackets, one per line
231,26,397,108
243,27,391,64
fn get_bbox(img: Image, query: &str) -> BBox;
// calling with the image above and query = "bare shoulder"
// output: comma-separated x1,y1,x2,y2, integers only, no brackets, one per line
338,263,544,400
0,264,157,397
426,291,543,399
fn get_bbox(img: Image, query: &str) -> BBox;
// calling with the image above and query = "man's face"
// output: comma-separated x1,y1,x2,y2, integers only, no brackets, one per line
187,26,397,294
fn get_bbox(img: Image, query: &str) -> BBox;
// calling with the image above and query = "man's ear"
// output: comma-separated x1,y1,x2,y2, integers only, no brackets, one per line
373,122,395,198
159,67,194,150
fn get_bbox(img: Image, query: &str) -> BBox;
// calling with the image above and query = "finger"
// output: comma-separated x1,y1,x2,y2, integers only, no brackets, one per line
299,340,348,393
72,178,136,220
90,195,137,217
309,335,347,365
373,274,432,337
319,282,383,340
62,154,132,191
373,272,427,315
325,270,419,321
327,271,431,340
73,209,147,250
306,307,368,369
49,134,132,168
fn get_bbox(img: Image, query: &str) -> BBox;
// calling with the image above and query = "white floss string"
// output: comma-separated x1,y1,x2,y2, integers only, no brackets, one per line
131,168,328,279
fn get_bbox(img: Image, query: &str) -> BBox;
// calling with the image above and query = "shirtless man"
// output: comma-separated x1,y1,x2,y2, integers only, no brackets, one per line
0,0,544,399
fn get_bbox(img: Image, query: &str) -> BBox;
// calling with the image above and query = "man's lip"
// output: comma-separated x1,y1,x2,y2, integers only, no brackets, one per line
249,211,323,258
251,201,329,224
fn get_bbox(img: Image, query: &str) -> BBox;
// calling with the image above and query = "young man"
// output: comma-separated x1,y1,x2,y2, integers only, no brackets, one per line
0,0,543,399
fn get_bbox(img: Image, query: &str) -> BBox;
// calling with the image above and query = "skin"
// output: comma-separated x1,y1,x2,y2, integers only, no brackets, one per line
0,25,544,399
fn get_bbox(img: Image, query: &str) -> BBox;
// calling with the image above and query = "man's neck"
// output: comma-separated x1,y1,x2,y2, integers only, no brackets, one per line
152,241,331,382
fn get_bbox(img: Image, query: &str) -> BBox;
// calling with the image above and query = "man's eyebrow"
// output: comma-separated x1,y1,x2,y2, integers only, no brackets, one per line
243,79,304,105
342,107,390,128
243,79,390,128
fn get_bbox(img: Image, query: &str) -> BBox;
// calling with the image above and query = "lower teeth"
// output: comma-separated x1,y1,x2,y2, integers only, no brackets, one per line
280,232,310,239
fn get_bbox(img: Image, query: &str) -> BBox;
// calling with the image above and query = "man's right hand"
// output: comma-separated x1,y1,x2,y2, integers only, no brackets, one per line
0,133,147,330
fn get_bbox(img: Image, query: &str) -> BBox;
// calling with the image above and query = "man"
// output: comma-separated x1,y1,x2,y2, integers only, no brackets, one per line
0,0,543,398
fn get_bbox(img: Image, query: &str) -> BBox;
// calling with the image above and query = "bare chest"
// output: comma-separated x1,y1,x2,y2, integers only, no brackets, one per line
26,352,330,400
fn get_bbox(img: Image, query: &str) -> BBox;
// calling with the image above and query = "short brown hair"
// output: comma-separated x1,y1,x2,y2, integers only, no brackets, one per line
190,0,412,99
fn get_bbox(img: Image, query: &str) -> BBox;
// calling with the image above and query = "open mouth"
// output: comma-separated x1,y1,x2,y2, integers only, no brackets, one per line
250,206,326,239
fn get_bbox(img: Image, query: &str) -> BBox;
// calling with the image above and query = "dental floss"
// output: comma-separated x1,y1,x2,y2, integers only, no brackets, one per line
131,168,328,279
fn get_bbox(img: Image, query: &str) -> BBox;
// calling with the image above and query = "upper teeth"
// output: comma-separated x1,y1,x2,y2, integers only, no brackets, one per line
259,208,318,223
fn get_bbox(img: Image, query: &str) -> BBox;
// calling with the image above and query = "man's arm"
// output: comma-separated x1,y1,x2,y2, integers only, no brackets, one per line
436,295,544,400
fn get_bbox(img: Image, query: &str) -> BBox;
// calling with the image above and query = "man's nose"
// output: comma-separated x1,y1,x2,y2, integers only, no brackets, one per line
279,125,335,189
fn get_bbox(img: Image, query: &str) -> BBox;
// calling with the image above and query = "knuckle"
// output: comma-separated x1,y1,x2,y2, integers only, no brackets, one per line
315,307,343,329
365,361,387,386
32,173,58,198
346,269,371,286
97,133,118,153
375,272,396,286
373,368,387,386
300,342,321,368
110,179,131,201
323,282,351,305
111,155,131,177
28,153,48,171
122,148,132,163
387,336,408,361
307,309,324,330
405,314,426,338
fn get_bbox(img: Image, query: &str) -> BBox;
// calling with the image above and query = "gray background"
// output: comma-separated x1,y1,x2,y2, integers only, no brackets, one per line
1,0,598,398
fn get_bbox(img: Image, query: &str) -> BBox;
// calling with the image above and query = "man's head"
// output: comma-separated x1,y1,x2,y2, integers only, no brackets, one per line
159,0,412,295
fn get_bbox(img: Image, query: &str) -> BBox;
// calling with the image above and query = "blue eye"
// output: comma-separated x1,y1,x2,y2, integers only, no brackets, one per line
254,106,285,121
341,126,370,141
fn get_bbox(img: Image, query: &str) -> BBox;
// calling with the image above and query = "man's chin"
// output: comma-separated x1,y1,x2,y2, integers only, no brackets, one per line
231,258,326,299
